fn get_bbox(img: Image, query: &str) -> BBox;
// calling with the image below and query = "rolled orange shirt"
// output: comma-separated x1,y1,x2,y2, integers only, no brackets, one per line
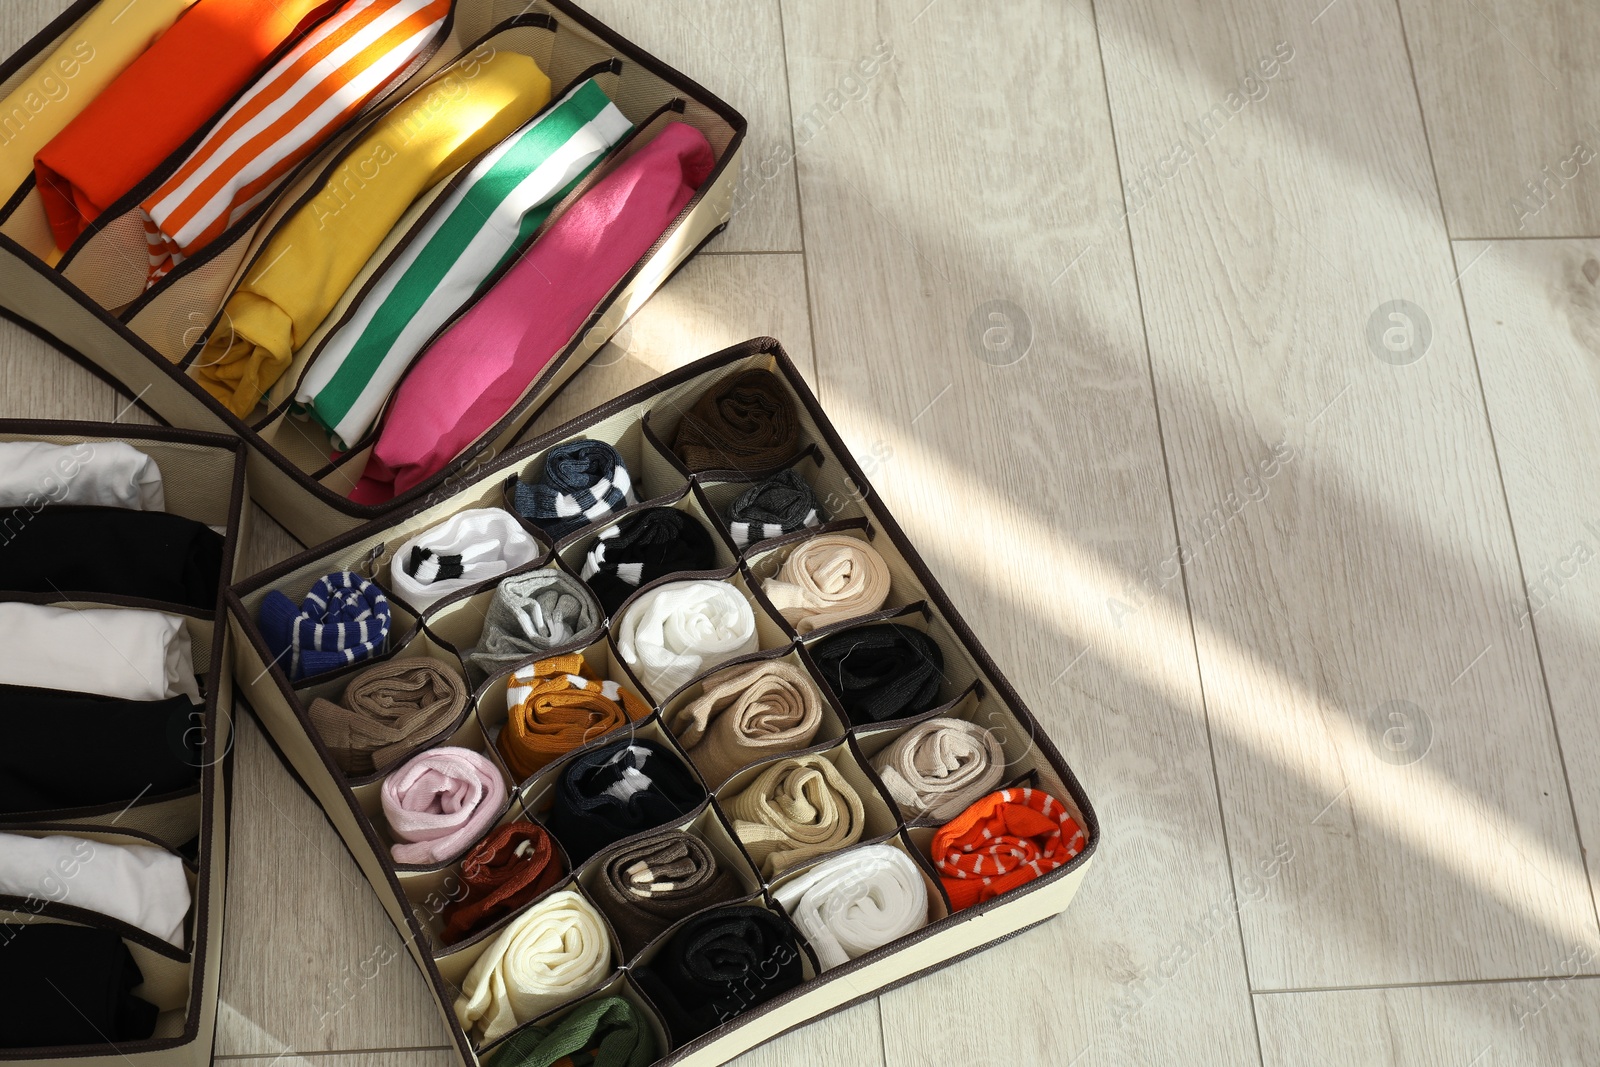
33,0,339,252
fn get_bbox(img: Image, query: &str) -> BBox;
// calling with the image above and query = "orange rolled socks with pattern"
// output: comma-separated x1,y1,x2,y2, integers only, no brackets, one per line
34,0,338,252
496,655,651,782
930,787,1086,910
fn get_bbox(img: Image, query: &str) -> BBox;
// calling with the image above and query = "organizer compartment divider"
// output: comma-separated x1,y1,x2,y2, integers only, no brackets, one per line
226,338,1097,1067
0,0,746,547
0,421,245,1067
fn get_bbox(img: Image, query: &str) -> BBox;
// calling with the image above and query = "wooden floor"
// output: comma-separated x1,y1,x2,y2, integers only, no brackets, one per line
6,0,1600,1063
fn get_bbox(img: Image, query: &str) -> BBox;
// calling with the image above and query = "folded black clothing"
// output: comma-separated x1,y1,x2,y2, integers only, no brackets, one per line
0,923,159,1048
0,685,202,815
581,507,719,615
0,505,224,609
633,906,803,1044
809,623,946,724
547,738,706,864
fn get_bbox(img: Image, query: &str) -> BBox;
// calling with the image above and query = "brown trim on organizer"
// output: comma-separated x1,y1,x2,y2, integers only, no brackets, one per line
0,305,165,423
52,1,419,275
0,783,201,828
0,0,99,85
0,171,33,222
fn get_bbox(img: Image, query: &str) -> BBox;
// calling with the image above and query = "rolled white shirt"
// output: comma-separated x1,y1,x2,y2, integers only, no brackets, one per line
772,843,930,970
0,602,200,702
389,507,543,611
0,440,164,510
615,579,759,700
0,832,192,947
453,888,613,1043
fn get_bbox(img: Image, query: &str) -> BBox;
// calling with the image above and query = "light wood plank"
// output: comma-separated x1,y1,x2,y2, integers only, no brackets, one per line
1455,237,1600,913
1399,0,1600,239
1257,979,1600,1066
781,2,1259,1064
527,252,816,433
217,713,454,1056
1095,0,1599,987
573,0,802,252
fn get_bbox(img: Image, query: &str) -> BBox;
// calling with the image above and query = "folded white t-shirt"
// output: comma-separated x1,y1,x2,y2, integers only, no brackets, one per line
0,602,200,702
0,832,192,947
0,440,165,510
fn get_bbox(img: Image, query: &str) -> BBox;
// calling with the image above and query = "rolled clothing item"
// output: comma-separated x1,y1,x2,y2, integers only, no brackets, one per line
724,468,823,550
0,923,158,1047
869,717,1005,823
0,686,200,814
258,570,392,682
380,746,506,866
299,77,633,447
487,994,656,1067
390,507,543,611
0,0,200,200
632,906,802,1043
590,830,742,957
761,533,891,634
453,888,613,1044
34,0,335,251
139,0,454,286
465,569,604,683
931,787,1087,911
348,121,715,503
196,47,552,417
547,739,705,864
497,654,650,782
770,843,929,970
0,440,164,510
663,660,822,788
440,820,564,946
581,506,718,615
513,440,637,543
614,579,758,701
0,505,224,609
307,659,467,776
671,368,800,474
0,832,190,946
722,754,866,878
809,623,945,725
0,602,198,702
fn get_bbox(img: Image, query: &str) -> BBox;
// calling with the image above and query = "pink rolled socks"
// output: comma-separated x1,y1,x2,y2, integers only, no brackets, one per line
380,746,507,865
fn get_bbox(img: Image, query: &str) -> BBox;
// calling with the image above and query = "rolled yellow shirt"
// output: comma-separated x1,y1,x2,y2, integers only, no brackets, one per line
0,0,199,198
195,47,553,418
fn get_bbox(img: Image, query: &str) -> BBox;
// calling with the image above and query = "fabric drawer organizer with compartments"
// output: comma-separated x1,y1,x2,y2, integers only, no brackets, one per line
0,0,746,548
226,338,1099,1067
0,422,246,1067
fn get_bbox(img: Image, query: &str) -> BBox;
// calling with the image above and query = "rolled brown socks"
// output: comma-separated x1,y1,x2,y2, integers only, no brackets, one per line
664,660,824,788
722,754,866,877
671,369,801,473
869,717,1006,823
439,821,565,946
761,533,891,633
308,660,468,777
590,830,742,956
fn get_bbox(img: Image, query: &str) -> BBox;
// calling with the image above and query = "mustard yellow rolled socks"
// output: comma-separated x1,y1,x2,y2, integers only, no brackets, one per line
0,0,200,198
195,48,553,418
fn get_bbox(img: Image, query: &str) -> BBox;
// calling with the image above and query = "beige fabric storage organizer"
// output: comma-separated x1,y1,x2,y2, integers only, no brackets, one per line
0,422,246,1067
0,0,745,547
225,338,1099,1067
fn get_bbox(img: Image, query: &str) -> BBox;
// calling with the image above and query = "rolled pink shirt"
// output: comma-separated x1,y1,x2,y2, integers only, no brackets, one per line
349,121,715,503
381,746,507,865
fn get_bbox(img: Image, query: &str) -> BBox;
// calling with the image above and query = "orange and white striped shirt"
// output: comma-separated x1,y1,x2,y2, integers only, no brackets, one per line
140,0,450,287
